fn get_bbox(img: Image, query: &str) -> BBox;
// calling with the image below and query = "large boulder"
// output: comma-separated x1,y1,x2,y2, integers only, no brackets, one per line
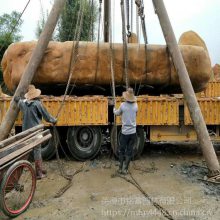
1,31,212,95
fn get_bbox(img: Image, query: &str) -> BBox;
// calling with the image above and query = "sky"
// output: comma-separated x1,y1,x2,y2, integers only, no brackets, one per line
0,0,220,65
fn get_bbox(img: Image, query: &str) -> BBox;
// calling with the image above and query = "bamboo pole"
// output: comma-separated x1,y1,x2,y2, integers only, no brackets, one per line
0,0,66,141
152,0,220,176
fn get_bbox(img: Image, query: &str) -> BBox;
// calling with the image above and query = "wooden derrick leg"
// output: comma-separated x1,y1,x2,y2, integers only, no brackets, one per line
152,0,220,178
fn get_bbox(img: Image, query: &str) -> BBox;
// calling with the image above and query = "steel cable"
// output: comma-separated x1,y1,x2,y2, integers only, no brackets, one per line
116,172,175,220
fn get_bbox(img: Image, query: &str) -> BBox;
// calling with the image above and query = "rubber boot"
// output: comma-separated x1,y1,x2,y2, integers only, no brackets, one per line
35,160,47,180
117,156,124,174
42,168,47,175
122,156,131,175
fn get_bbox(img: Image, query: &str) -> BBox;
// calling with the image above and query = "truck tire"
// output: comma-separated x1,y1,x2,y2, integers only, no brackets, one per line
29,128,58,161
110,126,145,159
67,126,102,161
41,128,59,160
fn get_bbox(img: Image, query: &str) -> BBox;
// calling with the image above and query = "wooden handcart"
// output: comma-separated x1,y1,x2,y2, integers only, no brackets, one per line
0,125,52,218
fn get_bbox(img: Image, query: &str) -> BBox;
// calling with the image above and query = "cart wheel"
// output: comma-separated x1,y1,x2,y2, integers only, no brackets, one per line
0,160,36,218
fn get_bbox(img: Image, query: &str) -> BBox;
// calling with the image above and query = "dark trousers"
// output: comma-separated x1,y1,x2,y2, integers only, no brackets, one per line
118,133,136,159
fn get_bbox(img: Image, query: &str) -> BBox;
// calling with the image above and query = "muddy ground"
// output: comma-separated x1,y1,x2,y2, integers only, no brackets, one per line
1,144,220,220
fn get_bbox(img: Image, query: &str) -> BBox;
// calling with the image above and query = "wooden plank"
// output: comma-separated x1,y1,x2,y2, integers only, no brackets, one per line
0,124,44,149
0,133,52,166
0,130,50,159
0,129,43,154
0,150,32,171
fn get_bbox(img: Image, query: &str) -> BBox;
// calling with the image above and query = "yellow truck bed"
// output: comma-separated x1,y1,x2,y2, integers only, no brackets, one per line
0,96,108,126
1,82,220,127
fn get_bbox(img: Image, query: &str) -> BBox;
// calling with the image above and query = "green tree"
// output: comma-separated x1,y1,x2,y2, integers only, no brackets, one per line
35,12,47,39
0,11,23,89
56,0,98,42
35,0,50,39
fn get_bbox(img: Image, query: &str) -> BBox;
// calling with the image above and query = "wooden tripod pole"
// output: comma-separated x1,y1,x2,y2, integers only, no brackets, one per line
0,0,66,141
152,0,220,176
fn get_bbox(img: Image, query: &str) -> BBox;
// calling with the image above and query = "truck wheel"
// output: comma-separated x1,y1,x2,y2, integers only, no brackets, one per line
41,127,59,160
110,126,145,159
29,128,58,161
67,126,102,161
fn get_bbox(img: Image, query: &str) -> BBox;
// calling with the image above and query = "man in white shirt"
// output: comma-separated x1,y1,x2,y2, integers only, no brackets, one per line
114,88,138,174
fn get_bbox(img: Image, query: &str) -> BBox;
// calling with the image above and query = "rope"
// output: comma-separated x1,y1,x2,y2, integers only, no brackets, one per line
115,172,175,220
52,0,86,197
55,0,85,120
0,0,31,54
121,0,130,89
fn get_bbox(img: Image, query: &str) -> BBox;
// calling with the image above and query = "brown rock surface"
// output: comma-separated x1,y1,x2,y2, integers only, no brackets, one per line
0,86,9,97
178,30,208,51
1,32,212,94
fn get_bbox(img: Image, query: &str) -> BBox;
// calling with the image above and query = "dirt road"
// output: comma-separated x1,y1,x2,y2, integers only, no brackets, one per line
1,144,220,220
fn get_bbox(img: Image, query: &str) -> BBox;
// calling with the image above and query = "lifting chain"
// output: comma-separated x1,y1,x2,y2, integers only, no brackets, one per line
135,0,148,74
126,0,131,37
135,0,148,44
116,171,175,220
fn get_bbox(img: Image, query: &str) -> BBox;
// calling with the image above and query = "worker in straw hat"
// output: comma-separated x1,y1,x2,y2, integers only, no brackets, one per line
113,87,138,174
14,85,57,179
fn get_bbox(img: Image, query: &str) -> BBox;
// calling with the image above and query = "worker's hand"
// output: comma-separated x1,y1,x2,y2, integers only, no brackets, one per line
14,96,21,103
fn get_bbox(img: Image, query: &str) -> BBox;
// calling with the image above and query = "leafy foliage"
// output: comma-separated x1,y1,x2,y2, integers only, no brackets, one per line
0,11,23,43
35,12,47,39
56,0,98,42
0,11,23,88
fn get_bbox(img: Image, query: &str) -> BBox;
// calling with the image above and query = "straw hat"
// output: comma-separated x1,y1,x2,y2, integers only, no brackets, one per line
122,87,137,102
24,85,41,100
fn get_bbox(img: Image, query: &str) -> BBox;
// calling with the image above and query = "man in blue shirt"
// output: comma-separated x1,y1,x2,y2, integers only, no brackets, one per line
15,85,56,179
114,87,138,174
